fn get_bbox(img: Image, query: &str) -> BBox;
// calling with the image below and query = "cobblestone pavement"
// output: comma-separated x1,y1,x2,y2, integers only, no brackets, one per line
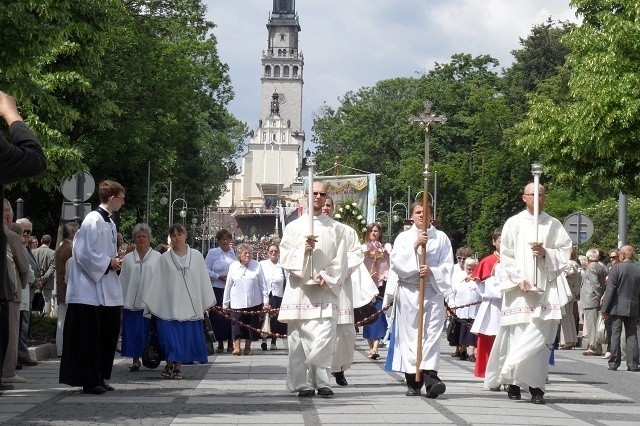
2,336,639,425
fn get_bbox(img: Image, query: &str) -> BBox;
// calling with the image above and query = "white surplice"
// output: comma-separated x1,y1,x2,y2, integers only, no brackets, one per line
278,213,348,392
120,248,162,311
142,248,215,321
390,224,453,373
484,210,572,391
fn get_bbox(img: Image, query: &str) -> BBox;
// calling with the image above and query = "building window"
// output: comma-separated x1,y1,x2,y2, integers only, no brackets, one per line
292,66,298,78
265,65,271,77
263,132,266,141
274,66,280,77
280,34,286,41
283,66,289,78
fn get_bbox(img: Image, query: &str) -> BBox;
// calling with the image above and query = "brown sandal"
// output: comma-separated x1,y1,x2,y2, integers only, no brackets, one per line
172,369,183,380
161,364,172,378
243,349,253,356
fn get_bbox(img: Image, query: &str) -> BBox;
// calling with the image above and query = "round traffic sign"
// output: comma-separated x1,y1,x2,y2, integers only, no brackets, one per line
61,171,95,202
563,212,594,245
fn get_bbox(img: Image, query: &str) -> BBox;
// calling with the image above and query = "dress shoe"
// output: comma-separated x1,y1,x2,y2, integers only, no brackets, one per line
627,366,640,371
405,387,421,396
425,381,446,399
507,385,521,400
608,365,618,371
468,354,476,362
317,387,334,397
451,351,461,357
261,341,268,351
101,382,115,391
332,371,348,386
297,389,315,397
489,386,501,392
3,375,26,383
531,394,545,404
18,357,38,366
459,353,468,361
15,363,23,370
0,382,15,391
82,385,107,395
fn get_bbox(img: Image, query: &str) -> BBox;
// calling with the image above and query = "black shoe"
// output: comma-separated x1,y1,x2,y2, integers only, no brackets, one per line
101,382,115,391
405,387,421,396
507,385,521,400
608,365,618,371
15,363,23,370
261,341,268,351
459,353,468,361
317,387,334,397
489,386,501,392
297,389,315,397
425,382,446,399
332,371,348,386
0,382,15,391
468,355,476,362
82,385,107,395
531,394,545,404
627,366,640,371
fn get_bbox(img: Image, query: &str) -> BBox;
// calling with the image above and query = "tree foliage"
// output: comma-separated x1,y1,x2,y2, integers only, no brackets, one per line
1,0,245,242
516,1,640,194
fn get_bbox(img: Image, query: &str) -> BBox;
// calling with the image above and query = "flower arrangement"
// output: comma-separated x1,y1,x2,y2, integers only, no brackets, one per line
333,201,367,240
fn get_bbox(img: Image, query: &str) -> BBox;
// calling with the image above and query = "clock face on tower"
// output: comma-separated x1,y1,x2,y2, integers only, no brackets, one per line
278,93,287,104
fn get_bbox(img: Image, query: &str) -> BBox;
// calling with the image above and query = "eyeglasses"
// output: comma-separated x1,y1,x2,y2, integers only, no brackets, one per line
456,256,467,261
524,193,546,197
23,229,32,235
312,191,327,197
610,255,618,260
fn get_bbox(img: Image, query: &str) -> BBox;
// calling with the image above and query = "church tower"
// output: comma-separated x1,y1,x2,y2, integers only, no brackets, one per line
260,0,304,134
219,0,306,212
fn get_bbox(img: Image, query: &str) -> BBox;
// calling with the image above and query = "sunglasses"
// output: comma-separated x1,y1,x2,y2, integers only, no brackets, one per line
23,229,32,235
312,191,327,196
609,256,618,260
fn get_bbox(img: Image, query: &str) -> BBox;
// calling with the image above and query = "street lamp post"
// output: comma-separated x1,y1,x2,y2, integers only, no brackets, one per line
170,197,187,227
147,179,171,225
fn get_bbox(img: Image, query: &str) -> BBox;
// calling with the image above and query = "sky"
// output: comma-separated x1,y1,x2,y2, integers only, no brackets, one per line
205,0,578,150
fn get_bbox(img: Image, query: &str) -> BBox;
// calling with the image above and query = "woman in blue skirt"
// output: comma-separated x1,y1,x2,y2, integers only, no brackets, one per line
143,224,215,379
362,223,391,360
120,223,162,371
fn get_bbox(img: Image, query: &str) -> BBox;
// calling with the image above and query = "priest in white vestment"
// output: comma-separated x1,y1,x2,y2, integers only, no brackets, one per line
278,182,348,397
390,201,453,398
484,183,572,405
60,180,125,395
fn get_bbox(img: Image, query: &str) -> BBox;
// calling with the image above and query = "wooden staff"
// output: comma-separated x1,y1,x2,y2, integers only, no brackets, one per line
409,101,446,381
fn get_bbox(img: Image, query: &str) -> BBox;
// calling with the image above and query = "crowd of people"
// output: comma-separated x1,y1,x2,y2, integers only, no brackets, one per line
2,89,639,402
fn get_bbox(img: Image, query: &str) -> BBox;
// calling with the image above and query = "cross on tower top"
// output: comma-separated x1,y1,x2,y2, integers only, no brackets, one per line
408,101,447,131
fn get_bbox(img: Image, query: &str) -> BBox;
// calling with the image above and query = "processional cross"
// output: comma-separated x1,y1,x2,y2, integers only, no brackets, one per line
407,101,446,380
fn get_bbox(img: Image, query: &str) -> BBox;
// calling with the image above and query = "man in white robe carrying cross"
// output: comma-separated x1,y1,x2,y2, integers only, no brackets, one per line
278,182,348,397
484,182,572,405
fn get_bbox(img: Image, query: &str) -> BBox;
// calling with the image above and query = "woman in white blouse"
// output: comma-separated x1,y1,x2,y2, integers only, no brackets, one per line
119,223,161,372
259,243,287,350
223,243,270,355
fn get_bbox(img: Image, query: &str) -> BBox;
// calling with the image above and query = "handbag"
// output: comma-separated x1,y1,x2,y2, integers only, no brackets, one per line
31,291,45,313
353,297,377,325
595,313,607,346
203,311,217,356
142,317,162,369
446,318,460,346
260,313,271,338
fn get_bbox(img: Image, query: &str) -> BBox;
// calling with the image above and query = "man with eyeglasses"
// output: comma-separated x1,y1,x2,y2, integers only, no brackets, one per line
484,183,572,405
15,218,40,368
278,181,348,398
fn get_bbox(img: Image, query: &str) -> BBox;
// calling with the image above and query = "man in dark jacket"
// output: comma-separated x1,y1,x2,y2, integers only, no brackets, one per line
601,245,640,371
0,90,47,393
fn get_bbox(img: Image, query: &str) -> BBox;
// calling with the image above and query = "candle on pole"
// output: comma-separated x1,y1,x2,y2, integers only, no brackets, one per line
305,156,318,284
530,162,544,292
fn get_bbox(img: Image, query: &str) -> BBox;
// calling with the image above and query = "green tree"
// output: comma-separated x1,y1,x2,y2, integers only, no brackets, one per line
516,1,640,194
